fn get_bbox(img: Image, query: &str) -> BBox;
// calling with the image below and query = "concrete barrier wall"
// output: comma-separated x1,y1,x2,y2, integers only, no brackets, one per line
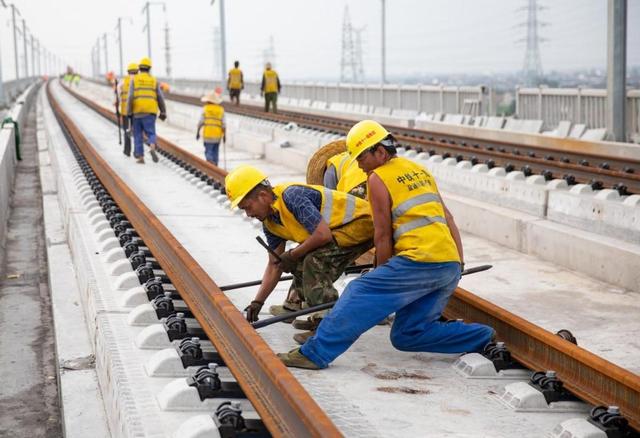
1,77,39,108
0,81,40,273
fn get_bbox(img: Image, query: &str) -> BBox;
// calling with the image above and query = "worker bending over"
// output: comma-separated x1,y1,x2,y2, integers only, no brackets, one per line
127,57,166,164
196,91,225,166
118,62,138,157
224,165,373,343
260,63,280,113
324,150,368,198
227,60,244,105
278,120,495,369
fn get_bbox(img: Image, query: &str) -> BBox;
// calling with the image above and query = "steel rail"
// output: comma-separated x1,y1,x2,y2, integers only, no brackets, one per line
444,288,640,431
166,89,640,193
63,81,640,431
47,81,342,437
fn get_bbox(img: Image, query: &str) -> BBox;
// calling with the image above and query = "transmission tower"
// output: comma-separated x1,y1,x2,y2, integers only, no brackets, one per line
340,5,364,83
518,0,547,86
262,35,276,68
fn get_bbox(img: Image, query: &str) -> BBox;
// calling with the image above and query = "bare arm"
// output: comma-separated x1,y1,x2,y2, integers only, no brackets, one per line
442,200,464,265
368,173,393,266
254,242,286,303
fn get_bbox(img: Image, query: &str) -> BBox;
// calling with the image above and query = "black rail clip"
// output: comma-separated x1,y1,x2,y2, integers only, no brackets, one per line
163,312,188,340
128,250,147,270
187,364,245,401
587,406,637,438
528,371,580,404
213,401,270,438
144,276,165,300
135,262,155,284
152,292,175,317
177,337,227,369
482,341,525,372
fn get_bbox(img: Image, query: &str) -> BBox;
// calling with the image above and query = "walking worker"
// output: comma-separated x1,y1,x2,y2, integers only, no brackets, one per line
278,120,495,369
260,62,280,113
324,150,368,198
227,60,244,105
118,62,139,157
127,57,167,164
224,165,374,342
196,90,225,166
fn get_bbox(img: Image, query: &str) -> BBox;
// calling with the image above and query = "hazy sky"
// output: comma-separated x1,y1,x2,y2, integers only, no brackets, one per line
0,0,638,83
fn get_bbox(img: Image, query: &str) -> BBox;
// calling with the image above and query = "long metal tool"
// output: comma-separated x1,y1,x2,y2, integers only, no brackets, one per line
48,81,342,437
253,264,493,329
220,275,293,291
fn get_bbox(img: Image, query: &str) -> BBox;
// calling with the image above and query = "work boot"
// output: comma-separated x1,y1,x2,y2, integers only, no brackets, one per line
136,157,145,164
277,348,320,370
292,317,320,331
269,304,300,324
293,330,315,345
149,147,159,163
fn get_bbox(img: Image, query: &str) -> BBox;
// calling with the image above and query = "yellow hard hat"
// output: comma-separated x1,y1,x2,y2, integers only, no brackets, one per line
139,57,152,68
127,62,139,73
346,120,390,162
224,165,269,208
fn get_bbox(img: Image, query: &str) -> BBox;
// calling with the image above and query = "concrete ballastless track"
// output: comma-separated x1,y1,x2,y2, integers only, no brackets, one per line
166,90,640,195
47,81,342,437
60,81,640,431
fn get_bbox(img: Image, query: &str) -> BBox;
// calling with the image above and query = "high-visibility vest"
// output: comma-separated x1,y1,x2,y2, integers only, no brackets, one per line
372,157,460,263
264,183,372,248
120,75,133,115
263,69,279,93
131,72,159,115
202,103,224,142
326,152,368,197
228,68,243,90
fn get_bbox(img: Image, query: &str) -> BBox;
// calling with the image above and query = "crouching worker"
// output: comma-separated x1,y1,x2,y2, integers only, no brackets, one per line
224,165,374,343
278,120,495,369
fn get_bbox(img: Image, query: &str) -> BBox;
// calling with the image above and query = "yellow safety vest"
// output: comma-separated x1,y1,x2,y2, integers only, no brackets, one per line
372,157,460,263
202,103,224,142
327,152,368,197
120,75,133,115
264,183,373,248
228,68,243,90
263,69,279,93
131,72,159,115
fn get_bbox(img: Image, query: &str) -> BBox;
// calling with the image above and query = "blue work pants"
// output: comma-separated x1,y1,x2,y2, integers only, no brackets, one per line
132,114,157,158
300,256,494,368
204,142,220,165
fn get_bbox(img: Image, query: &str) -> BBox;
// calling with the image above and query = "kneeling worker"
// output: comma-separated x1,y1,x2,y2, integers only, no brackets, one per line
278,120,495,369
224,165,374,342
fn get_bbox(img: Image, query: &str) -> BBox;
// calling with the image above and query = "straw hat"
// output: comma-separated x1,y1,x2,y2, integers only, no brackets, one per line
306,139,347,185
201,92,223,104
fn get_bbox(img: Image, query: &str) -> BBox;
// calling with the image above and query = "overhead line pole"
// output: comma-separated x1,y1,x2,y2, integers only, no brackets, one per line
103,32,109,73
22,19,28,77
211,0,227,83
606,0,627,142
142,2,152,59
0,1,7,105
381,0,386,84
116,18,124,76
11,4,19,79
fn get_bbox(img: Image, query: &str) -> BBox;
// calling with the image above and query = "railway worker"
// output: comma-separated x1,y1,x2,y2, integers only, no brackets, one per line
278,120,495,369
324,150,368,199
227,60,244,105
260,62,280,113
118,62,139,157
196,91,225,166
127,57,167,164
224,165,374,341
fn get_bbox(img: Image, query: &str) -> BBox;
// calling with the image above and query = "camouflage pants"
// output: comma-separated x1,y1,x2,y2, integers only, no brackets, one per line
284,239,373,311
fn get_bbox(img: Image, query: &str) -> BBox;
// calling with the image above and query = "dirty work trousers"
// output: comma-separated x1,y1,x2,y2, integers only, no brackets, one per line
300,257,494,368
284,239,373,312
203,142,220,165
132,114,157,158
264,92,278,113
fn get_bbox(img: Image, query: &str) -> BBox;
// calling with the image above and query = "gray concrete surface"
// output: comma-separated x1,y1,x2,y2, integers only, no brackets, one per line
0,103,62,438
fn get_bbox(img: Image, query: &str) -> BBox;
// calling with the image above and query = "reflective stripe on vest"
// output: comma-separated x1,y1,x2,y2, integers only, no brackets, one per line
264,183,372,247
131,73,159,114
264,70,278,93
372,156,460,263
